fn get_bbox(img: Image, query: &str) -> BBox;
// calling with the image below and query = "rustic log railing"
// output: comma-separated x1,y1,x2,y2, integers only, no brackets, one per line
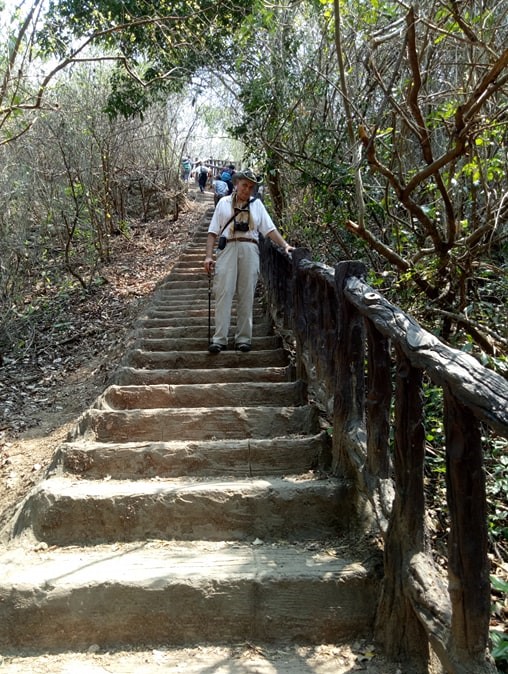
259,239,508,674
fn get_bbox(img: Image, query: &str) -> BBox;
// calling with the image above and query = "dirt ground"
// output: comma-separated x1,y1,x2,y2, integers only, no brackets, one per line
0,197,207,528
0,191,440,674
0,642,417,674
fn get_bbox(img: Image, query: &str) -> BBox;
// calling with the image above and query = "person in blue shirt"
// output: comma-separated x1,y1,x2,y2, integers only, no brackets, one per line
213,174,229,205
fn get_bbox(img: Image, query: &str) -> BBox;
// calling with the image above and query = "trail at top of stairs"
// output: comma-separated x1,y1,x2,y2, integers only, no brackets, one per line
0,198,392,673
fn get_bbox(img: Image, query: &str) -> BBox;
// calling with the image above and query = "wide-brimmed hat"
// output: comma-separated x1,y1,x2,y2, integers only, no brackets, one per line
233,168,259,185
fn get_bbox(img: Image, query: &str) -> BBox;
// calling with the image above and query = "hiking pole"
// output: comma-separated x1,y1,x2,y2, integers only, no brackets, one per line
207,272,212,345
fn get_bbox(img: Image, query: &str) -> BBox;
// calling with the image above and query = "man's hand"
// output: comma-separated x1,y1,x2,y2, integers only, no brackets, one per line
204,257,215,274
204,232,217,274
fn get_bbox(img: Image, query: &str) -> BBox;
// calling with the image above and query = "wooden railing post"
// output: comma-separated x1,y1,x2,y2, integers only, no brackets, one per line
375,348,429,666
291,248,311,383
444,386,493,668
365,320,392,482
364,320,393,529
333,261,367,477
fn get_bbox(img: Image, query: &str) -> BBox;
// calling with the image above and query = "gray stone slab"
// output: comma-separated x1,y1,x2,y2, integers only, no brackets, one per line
57,432,331,479
125,349,289,369
70,405,320,442
112,366,292,386
93,381,307,409
11,475,355,545
0,541,381,650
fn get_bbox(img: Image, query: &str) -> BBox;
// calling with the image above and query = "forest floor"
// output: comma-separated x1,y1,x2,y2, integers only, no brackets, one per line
0,190,498,674
0,193,210,530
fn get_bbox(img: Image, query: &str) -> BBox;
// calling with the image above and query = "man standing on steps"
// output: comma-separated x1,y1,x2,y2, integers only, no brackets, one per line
203,169,294,353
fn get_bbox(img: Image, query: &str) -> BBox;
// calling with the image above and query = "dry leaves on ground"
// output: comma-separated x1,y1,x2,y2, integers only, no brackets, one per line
0,197,209,525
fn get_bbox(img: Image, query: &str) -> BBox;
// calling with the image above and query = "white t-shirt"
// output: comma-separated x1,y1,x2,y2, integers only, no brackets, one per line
208,195,276,241
213,179,229,197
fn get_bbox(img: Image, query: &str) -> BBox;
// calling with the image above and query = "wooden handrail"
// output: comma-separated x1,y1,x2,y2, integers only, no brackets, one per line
259,240,506,674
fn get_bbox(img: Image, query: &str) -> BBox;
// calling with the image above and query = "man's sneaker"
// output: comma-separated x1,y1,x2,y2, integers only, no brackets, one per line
236,343,251,352
208,343,227,353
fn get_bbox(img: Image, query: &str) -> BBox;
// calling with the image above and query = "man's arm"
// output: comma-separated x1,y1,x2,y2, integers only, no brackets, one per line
266,229,294,254
204,232,217,274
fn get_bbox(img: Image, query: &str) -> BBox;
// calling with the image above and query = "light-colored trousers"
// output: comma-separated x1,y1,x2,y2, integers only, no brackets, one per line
212,241,260,346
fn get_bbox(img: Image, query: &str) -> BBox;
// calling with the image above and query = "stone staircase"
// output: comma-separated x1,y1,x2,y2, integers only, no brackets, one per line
0,206,382,654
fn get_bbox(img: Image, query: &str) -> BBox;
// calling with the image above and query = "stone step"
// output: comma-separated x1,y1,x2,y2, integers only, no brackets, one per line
139,307,266,320
0,541,381,651
133,335,281,352
150,299,265,309
93,381,307,410
125,348,289,369
149,292,265,305
55,432,331,479
113,365,292,386
150,288,264,308
171,266,206,274
11,475,355,545
157,279,209,290
163,270,211,279
70,404,320,442
134,323,275,339
135,316,272,329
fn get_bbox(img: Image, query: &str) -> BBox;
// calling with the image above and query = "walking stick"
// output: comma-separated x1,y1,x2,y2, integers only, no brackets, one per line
207,272,212,345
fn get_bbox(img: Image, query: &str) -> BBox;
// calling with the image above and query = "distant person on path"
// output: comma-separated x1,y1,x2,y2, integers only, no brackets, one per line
196,161,209,193
203,169,294,353
181,157,192,182
220,168,234,195
213,174,229,205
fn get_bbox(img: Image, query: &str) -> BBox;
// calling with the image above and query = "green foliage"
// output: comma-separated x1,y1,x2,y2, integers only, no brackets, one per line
490,630,508,672
39,0,257,118
484,437,508,553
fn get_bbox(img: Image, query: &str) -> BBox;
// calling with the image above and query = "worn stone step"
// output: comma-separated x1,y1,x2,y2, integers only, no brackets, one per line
150,291,266,306
134,335,281,352
151,294,213,305
150,298,265,309
157,279,209,290
136,316,272,329
0,541,381,651
156,285,211,294
125,348,289,370
147,295,266,310
55,432,331,479
93,381,307,410
140,307,266,320
113,365,293,386
172,260,208,269
70,404,320,442
162,271,212,281
173,251,205,258
134,323,275,339
11,475,355,545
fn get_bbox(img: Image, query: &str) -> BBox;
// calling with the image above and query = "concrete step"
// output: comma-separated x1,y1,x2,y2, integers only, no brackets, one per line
135,316,272,329
11,475,355,545
0,541,381,651
157,280,209,290
93,381,307,410
70,404,321,442
124,348,289,370
113,365,293,386
55,432,331,479
133,335,281,352
134,323,275,339
139,307,266,320
149,291,267,305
